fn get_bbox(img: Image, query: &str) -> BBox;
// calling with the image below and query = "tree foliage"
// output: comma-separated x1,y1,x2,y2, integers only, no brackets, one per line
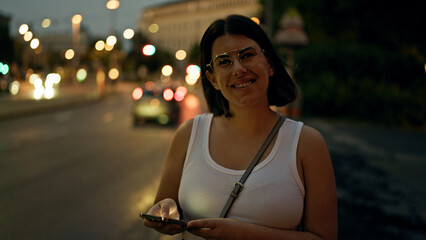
262,0,426,127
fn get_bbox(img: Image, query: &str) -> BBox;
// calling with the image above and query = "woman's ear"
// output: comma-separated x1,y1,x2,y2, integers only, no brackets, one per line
206,70,219,90
268,61,274,77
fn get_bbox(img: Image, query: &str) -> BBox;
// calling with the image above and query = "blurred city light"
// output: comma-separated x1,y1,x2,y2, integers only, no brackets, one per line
44,87,55,99
123,28,134,39
161,65,173,76
174,86,187,102
184,94,200,110
148,23,159,33
76,68,87,82
0,62,9,75
106,0,120,10
65,49,75,60
142,44,156,56
41,18,51,28
30,38,40,49
71,14,83,24
46,73,61,86
29,73,41,85
186,64,200,75
145,81,155,91
106,35,117,46
19,24,29,35
33,86,44,100
163,88,174,101
105,43,114,51
9,81,20,95
23,31,33,41
108,68,119,80
95,40,105,51
175,50,187,60
34,78,43,89
251,17,260,25
132,87,143,101
185,74,198,85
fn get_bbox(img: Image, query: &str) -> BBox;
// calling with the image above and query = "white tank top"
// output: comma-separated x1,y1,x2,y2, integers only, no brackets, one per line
179,113,305,239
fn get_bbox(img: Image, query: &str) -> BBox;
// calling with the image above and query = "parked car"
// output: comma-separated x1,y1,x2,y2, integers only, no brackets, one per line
131,86,183,125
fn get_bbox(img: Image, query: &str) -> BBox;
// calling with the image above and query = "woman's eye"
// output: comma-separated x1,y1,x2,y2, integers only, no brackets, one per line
217,59,232,67
240,52,255,60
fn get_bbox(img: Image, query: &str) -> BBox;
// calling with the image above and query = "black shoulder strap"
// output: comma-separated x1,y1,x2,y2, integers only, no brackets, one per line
219,115,286,218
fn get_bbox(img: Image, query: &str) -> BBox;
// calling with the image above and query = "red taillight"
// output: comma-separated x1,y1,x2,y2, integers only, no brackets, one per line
163,88,174,101
132,87,143,100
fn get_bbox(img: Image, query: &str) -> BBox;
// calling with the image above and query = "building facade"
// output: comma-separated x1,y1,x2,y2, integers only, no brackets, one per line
139,0,262,54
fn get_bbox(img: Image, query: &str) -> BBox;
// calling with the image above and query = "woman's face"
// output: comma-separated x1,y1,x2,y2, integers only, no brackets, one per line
206,34,274,111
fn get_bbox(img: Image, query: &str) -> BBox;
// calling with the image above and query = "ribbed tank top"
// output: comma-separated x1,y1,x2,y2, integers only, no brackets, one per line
179,113,305,239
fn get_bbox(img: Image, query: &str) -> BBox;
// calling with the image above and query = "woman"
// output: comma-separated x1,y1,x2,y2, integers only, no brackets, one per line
144,15,337,240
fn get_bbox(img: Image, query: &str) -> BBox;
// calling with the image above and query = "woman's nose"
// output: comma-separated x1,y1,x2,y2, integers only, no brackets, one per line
231,58,247,75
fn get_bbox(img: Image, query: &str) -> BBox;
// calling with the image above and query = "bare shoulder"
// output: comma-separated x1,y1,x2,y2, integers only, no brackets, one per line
298,124,331,167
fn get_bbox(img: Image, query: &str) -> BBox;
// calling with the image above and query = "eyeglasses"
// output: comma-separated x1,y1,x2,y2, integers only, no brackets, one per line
207,46,265,75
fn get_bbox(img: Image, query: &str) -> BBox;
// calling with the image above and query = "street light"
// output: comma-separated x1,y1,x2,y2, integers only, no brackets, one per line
72,14,82,77
106,0,120,10
19,24,29,35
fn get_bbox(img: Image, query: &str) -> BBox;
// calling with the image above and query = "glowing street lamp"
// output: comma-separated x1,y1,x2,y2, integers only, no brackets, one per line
19,24,29,35
123,28,134,39
142,44,156,56
30,38,40,49
106,0,120,10
175,50,187,60
161,65,173,77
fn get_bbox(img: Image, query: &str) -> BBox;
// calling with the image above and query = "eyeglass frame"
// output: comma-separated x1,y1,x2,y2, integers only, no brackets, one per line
206,46,266,74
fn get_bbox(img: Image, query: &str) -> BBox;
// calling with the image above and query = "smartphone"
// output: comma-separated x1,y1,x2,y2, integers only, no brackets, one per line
140,213,187,227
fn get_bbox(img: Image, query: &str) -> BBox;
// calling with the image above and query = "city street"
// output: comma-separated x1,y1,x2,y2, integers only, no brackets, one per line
0,82,425,239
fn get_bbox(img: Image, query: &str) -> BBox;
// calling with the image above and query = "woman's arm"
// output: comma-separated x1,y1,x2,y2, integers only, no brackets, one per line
187,125,338,240
298,125,337,240
143,119,194,233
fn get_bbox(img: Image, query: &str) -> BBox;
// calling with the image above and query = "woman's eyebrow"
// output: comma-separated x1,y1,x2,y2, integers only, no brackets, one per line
214,46,255,59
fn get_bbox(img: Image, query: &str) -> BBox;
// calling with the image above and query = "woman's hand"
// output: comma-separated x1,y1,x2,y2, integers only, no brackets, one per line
143,198,185,235
187,218,241,240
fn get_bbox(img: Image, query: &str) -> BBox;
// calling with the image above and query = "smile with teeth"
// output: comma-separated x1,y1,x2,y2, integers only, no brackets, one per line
232,79,255,89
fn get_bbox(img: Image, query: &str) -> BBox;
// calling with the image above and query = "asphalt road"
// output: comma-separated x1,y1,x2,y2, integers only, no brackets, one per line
0,86,168,239
0,83,425,239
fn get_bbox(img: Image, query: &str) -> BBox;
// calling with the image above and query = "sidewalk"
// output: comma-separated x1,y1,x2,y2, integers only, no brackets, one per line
0,81,101,120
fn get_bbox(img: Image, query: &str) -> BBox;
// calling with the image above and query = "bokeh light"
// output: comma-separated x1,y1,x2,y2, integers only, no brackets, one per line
95,40,105,51
41,18,51,28
148,23,159,33
132,87,143,101
161,65,173,77
0,62,9,75
65,49,75,60
104,43,114,51
106,0,120,10
72,14,83,24
23,31,33,41
175,50,187,60
142,44,156,56
106,35,117,46
19,24,29,35
76,68,87,82
186,64,201,76
9,81,20,95
108,68,119,80
30,38,40,49
163,88,174,101
123,28,134,39
251,17,260,25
